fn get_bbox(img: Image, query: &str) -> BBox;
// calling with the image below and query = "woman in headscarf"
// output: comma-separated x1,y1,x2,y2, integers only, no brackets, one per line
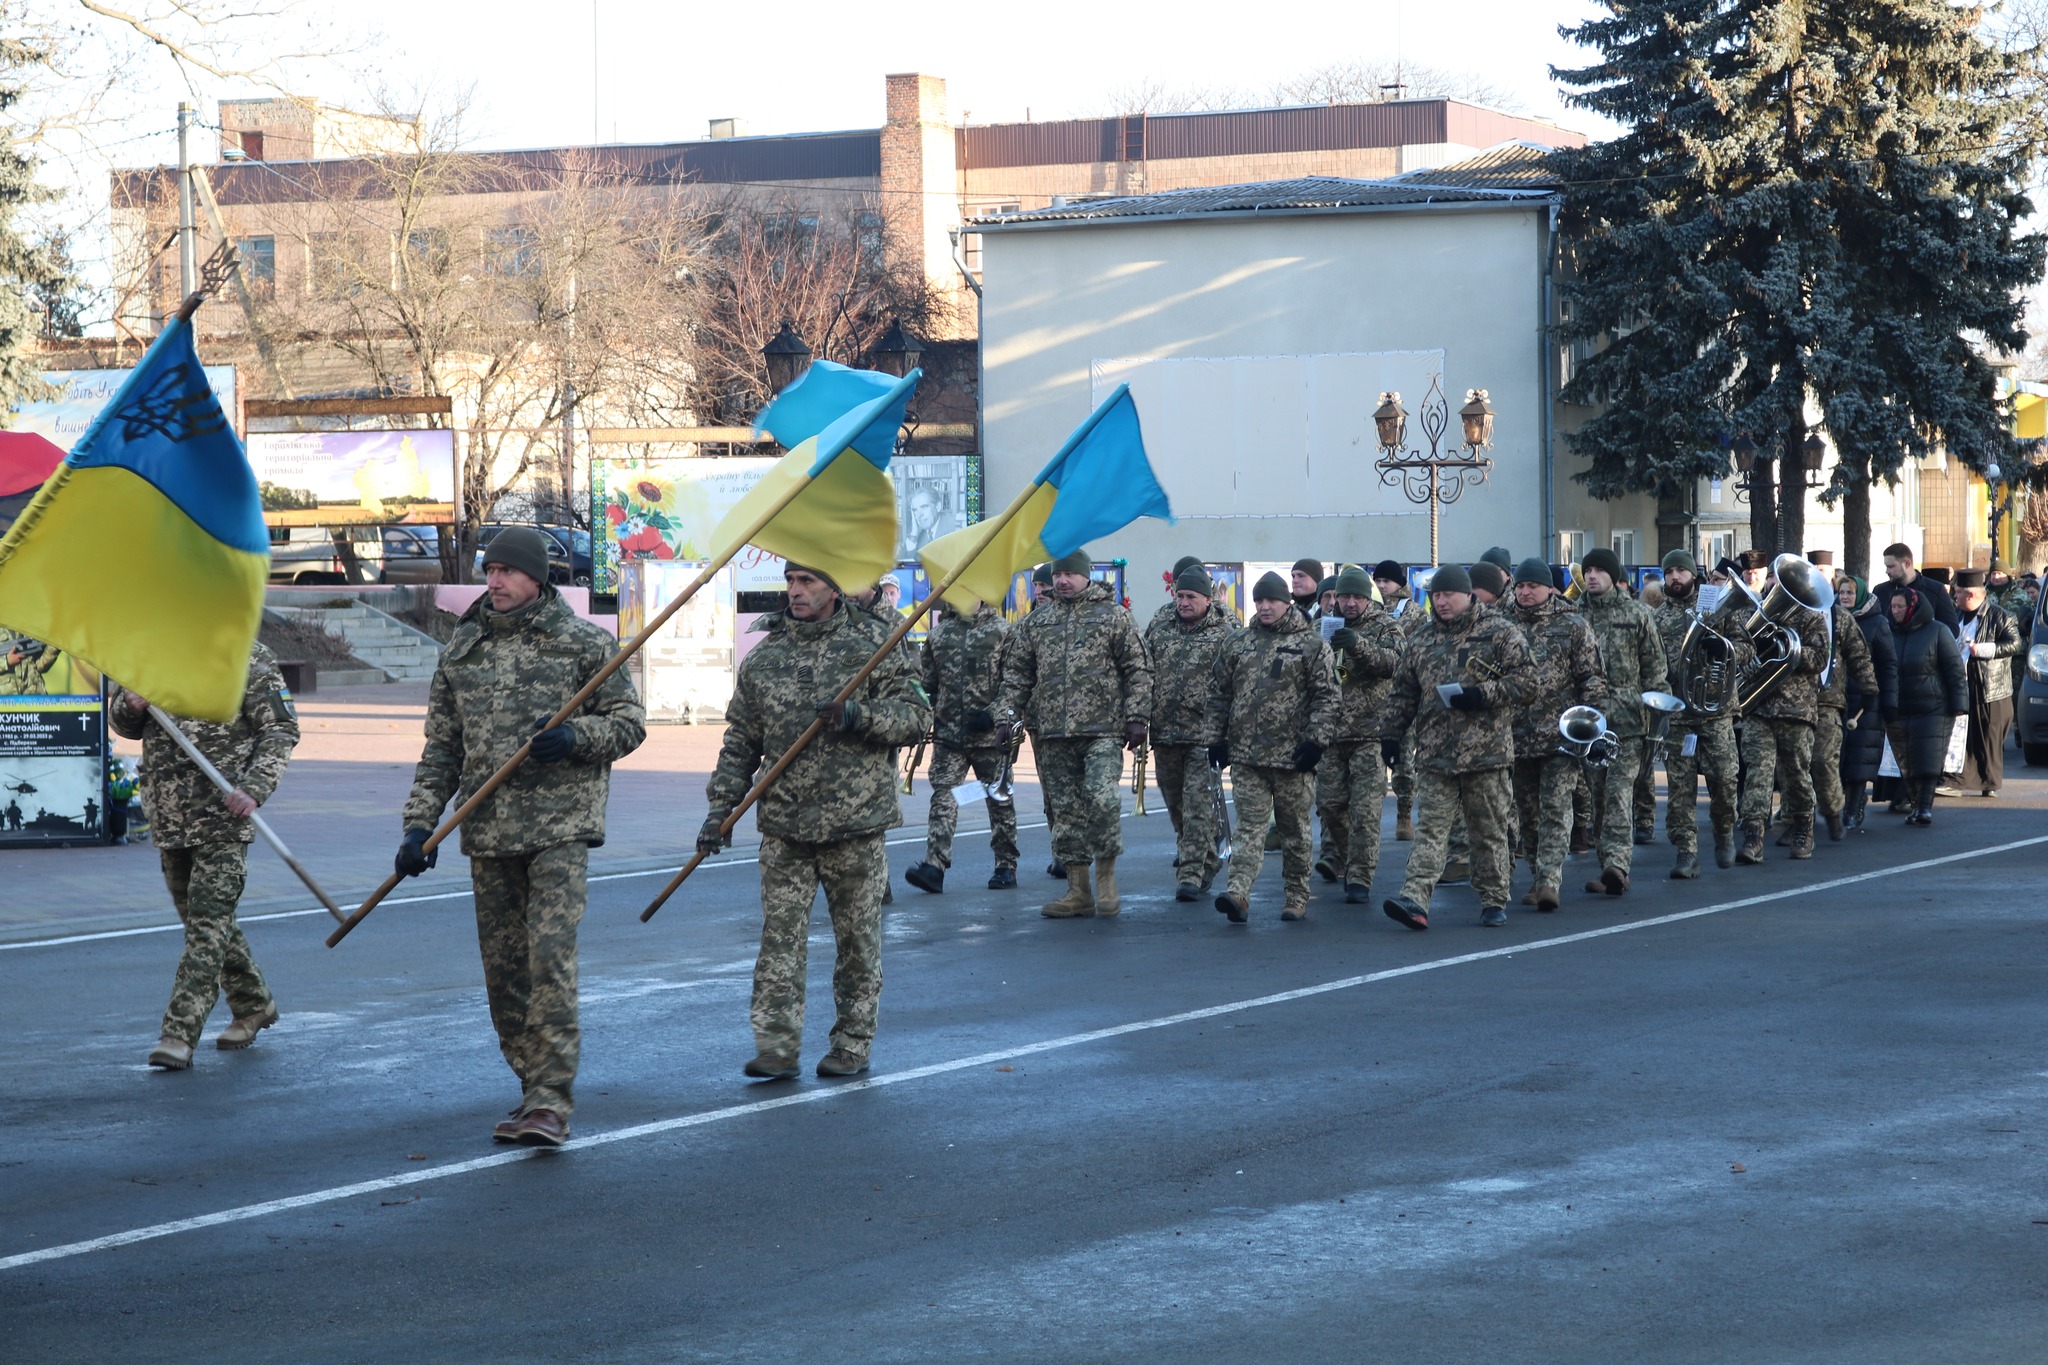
1888,584,1967,825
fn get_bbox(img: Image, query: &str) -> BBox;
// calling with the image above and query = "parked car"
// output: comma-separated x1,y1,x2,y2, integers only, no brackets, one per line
268,524,446,586
472,523,588,586
2015,598,2048,766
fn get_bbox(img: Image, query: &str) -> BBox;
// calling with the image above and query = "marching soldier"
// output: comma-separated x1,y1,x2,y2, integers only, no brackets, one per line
1025,562,1067,878
1290,558,1325,616
1651,550,1743,874
996,548,1152,918
112,643,299,1070
1734,565,1829,863
1503,557,1608,911
1373,559,1421,840
1205,571,1339,922
1144,563,1239,901
1576,547,1669,896
1148,556,1207,630
1380,564,1537,930
1811,575,1878,839
1314,565,1403,904
397,528,646,1145
702,563,930,1080
904,598,1018,893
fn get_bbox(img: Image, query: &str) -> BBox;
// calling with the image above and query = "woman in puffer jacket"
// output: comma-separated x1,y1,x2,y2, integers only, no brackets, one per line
1841,576,1898,828
1888,585,1967,825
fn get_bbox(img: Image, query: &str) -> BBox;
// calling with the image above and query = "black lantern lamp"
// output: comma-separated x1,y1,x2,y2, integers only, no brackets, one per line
1373,391,1408,452
1458,389,1495,449
762,321,812,393
871,317,924,379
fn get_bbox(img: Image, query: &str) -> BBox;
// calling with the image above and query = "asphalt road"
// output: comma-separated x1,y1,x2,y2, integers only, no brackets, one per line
4,792,2047,1362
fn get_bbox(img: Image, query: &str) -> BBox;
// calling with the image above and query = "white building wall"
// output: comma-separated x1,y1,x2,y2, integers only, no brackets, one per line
977,207,1658,596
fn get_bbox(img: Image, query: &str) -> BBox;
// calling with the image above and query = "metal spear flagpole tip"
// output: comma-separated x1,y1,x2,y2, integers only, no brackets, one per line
143,705,347,925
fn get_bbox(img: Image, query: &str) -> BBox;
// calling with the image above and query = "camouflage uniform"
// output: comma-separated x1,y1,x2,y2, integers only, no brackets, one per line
920,604,1018,873
2,636,59,696
1383,606,1536,911
1651,595,1740,856
997,581,1151,866
108,643,298,1046
1812,601,1877,820
1503,595,1608,892
1204,605,1339,911
1382,589,1423,820
1735,601,1830,831
1145,600,1238,888
1578,587,1670,879
706,601,930,1065
1317,598,1403,889
404,589,646,1120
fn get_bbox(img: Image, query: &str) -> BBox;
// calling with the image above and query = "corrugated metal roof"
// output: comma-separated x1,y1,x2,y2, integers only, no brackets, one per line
1389,141,1562,190
970,174,1553,227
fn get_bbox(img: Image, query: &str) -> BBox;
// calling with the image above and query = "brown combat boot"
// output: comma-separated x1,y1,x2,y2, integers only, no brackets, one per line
1735,821,1765,865
1395,804,1414,841
1041,863,1096,918
1789,821,1814,860
1532,885,1561,912
1093,856,1120,916
216,1002,278,1050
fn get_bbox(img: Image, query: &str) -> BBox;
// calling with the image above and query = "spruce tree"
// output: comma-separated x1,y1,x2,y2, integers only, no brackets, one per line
0,32,69,416
1551,0,2045,575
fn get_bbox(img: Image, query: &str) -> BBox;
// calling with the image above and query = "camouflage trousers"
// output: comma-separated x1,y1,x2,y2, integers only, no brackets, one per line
1811,707,1846,816
1665,718,1739,854
1315,741,1385,888
472,843,586,1119
1225,764,1314,909
1589,737,1647,876
1632,739,1656,832
1029,732,1062,857
1154,743,1222,889
1399,767,1515,910
754,831,886,1064
157,843,271,1046
1391,730,1416,810
1511,753,1580,891
1037,737,1125,864
923,743,1019,872
1740,717,1815,827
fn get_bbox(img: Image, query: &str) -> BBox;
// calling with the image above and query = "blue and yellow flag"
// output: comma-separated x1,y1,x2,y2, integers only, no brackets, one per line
919,385,1172,610
753,359,903,461
0,316,267,721
711,369,918,593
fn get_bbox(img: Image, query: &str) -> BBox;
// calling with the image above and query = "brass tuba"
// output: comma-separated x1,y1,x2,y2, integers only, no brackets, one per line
1729,553,1833,711
1675,610,1740,717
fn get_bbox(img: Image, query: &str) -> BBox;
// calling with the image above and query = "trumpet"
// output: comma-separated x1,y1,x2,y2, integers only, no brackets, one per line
1210,757,1234,861
1642,689,1686,764
984,721,1025,805
1131,742,1150,816
1558,705,1620,767
901,728,931,795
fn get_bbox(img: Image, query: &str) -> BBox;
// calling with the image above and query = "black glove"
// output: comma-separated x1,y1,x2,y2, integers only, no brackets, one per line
1124,720,1149,750
1291,740,1324,772
1380,737,1403,768
1447,688,1486,711
1206,743,1230,769
697,816,727,857
1330,627,1359,653
395,828,436,878
966,709,995,733
816,698,862,731
529,719,576,764
993,721,1016,748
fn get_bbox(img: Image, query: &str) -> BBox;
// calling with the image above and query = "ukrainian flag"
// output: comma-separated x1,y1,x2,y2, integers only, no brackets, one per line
752,359,903,460
710,369,918,593
919,385,1173,610
0,315,267,722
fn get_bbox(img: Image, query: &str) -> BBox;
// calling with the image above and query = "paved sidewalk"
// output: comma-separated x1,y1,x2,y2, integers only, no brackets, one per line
0,681,1064,942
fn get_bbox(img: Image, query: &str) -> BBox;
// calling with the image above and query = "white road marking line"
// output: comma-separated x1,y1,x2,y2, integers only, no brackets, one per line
0,820,1060,952
4,833,2040,1274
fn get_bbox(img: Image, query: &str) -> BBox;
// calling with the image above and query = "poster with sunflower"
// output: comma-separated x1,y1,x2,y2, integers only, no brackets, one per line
593,457,783,594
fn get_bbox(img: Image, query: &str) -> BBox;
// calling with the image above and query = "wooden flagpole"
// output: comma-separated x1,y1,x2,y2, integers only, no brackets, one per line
327,479,826,947
639,476,1049,922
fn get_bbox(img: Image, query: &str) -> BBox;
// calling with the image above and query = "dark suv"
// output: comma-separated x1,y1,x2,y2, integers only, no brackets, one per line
2016,599,2048,766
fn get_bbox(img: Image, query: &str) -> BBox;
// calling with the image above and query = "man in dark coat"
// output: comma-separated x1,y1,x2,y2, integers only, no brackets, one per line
1952,568,2024,796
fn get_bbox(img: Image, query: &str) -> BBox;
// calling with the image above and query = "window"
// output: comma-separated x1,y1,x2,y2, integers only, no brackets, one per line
403,227,451,277
1559,529,1588,567
232,129,265,161
1610,528,1639,567
484,225,540,277
234,236,275,293
1704,531,1735,569
961,206,1017,275
855,211,883,268
307,232,380,296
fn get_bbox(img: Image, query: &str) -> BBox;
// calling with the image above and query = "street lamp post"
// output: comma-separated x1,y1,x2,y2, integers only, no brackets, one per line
761,320,812,395
1372,377,1496,565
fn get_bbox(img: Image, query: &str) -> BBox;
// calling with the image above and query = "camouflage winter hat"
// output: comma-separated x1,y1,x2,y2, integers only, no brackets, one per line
1333,566,1375,597
1051,549,1093,575
1252,571,1290,602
